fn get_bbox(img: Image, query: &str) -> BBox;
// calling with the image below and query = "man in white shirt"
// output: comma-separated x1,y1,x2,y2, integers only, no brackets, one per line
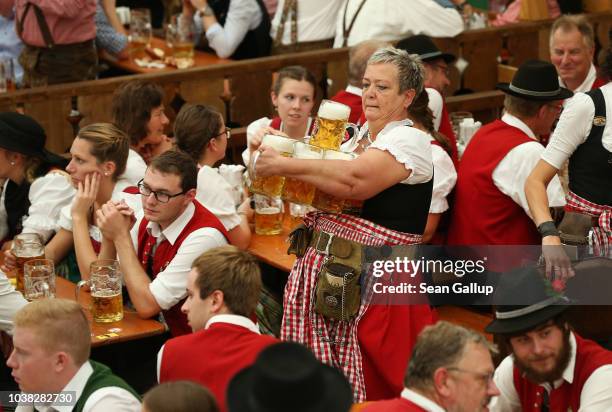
487,266,612,412
363,321,499,411
7,299,141,412
183,0,270,59
549,14,606,93
97,150,228,337
334,0,464,48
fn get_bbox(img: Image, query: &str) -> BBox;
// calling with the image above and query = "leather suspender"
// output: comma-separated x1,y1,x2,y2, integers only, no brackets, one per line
274,0,298,47
342,0,368,47
16,2,55,48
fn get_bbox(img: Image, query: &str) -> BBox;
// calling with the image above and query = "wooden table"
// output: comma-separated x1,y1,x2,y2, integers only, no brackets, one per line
56,277,166,347
104,37,231,74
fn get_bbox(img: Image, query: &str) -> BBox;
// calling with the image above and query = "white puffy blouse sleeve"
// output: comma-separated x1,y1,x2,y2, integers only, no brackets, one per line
430,143,457,213
22,172,75,243
369,125,434,185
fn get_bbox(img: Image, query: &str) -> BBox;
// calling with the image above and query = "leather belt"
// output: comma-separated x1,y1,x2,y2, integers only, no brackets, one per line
309,230,394,262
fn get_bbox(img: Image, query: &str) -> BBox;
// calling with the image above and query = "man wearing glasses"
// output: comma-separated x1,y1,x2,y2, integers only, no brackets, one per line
97,150,228,337
362,321,499,411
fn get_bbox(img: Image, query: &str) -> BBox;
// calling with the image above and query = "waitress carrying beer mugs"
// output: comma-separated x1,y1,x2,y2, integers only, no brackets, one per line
254,47,436,401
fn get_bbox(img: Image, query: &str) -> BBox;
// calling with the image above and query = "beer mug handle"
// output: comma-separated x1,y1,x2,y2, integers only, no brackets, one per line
41,281,50,298
75,280,89,304
342,123,361,152
249,149,261,182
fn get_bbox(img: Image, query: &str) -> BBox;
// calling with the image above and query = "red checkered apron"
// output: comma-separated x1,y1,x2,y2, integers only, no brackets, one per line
565,191,612,257
281,211,436,401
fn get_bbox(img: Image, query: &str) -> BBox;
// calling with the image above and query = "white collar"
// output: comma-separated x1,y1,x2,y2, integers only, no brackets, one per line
345,84,363,97
146,202,195,245
359,118,414,139
401,388,446,412
205,314,260,334
502,113,537,140
32,361,93,412
559,64,597,93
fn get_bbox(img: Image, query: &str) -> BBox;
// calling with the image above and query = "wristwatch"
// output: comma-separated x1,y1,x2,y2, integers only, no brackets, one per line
198,4,214,17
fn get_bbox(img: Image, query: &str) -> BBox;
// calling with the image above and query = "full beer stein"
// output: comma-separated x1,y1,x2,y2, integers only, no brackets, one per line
282,142,323,205
249,134,296,197
77,260,123,323
13,233,45,292
24,259,55,301
309,100,359,150
254,194,284,235
312,150,357,213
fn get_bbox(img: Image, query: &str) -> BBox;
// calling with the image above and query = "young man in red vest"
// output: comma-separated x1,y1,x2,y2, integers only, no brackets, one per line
447,60,570,251
97,150,228,337
487,266,612,411
7,299,141,411
157,245,277,412
362,321,499,412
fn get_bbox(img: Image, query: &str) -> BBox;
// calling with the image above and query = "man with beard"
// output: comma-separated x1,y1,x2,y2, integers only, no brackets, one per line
487,266,612,411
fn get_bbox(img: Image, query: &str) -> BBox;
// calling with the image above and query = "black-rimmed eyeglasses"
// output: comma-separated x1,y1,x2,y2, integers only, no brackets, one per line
137,179,186,203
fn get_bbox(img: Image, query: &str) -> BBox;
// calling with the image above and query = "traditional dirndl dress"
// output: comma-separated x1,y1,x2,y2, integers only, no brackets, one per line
281,211,436,401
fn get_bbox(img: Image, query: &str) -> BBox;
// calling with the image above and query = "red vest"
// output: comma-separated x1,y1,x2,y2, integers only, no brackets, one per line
447,120,540,246
330,89,363,124
363,397,428,411
439,101,459,167
137,201,228,337
160,322,277,412
269,116,316,135
592,77,608,90
513,333,612,412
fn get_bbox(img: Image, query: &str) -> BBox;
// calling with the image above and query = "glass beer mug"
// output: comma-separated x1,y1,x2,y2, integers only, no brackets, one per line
24,259,55,301
167,14,196,69
312,149,357,213
13,233,45,292
309,100,360,150
77,260,123,323
249,134,296,197
254,194,284,235
282,142,323,205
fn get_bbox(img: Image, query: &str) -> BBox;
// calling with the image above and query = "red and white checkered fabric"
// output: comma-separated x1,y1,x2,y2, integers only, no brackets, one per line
280,211,422,401
565,191,611,257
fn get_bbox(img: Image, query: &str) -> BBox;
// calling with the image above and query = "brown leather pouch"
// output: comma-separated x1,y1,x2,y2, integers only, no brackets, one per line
558,212,593,246
314,262,361,321
287,223,312,258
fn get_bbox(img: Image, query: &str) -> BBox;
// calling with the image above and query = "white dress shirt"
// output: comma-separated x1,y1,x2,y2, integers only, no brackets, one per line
426,87,444,132
429,138,457,213
559,63,599,93
490,333,612,412
542,82,612,170
129,202,227,310
334,0,463,48
492,113,566,218
15,361,140,412
156,314,260,382
120,149,147,187
193,0,263,58
0,269,27,333
401,388,445,412
195,166,241,231
271,0,342,45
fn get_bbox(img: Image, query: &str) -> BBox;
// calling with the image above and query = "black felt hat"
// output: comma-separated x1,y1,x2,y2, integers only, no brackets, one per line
0,112,67,167
485,266,571,335
496,60,573,101
227,342,353,412
396,34,456,64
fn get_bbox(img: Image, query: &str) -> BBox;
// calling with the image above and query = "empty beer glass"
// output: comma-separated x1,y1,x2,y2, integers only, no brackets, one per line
282,142,323,205
254,194,284,235
310,100,359,150
24,259,55,301
312,149,356,213
249,134,296,197
77,260,123,323
13,233,45,292
129,8,152,60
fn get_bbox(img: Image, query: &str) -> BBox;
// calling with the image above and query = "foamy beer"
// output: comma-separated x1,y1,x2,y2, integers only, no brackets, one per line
312,150,357,213
250,135,296,197
310,100,353,150
282,142,323,205
254,194,283,235
77,260,123,323
13,233,45,293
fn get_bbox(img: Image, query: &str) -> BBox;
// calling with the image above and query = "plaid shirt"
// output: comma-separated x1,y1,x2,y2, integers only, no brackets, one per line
281,211,423,401
566,191,611,257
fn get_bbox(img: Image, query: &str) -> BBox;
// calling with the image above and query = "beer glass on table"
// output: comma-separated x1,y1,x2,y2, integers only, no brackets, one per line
249,134,296,197
77,260,123,323
129,8,152,60
167,14,196,69
0,59,15,93
24,259,55,301
281,142,323,205
309,100,359,150
312,149,356,213
13,233,45,293
254,194,284,235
